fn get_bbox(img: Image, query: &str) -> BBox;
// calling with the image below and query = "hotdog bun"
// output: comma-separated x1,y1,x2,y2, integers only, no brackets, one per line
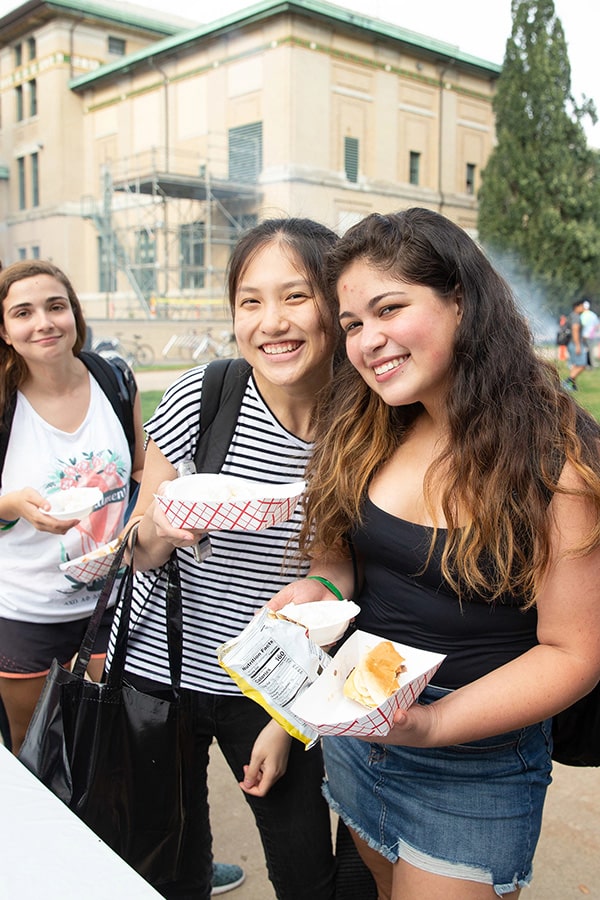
343,641,406,708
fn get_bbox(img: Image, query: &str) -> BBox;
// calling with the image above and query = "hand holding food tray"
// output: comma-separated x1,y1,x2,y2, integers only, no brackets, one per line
290,631,446,738
155,474,306,532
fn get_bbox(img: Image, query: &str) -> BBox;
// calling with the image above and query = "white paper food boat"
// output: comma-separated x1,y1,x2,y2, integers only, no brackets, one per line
155,474,306,532
291,630,446,737
59,539,121,584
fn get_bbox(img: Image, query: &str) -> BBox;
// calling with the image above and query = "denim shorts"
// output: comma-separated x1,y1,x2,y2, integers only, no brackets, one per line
321,685,553,897
568,341,588,366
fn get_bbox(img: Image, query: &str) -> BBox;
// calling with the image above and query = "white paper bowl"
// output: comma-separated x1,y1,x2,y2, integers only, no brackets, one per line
43,487,104,521
156,474,305,532
59,539,121,583
278,600,361,646
291,630,446,737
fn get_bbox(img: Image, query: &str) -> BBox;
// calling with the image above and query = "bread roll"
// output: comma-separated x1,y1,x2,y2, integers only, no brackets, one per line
343,641,405,707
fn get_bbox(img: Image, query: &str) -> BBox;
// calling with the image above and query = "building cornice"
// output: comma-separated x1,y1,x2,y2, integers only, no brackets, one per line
68,0,500,92
0,0,193,47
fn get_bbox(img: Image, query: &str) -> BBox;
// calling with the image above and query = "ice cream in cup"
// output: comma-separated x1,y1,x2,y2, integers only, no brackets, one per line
43,486,103,521
278,600,361,647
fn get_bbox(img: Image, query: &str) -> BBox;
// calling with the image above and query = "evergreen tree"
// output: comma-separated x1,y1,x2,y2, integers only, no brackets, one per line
478,0,600,314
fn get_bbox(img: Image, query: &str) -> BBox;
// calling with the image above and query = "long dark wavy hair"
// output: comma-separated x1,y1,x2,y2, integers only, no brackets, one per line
0,260,87,418
300,208,600,606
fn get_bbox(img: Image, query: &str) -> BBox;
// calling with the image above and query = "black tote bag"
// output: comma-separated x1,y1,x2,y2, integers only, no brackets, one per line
18,529,194,885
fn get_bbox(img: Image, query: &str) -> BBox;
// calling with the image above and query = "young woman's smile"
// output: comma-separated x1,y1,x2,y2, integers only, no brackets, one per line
338,260,461,413
1,274,77,363
234,240,333,396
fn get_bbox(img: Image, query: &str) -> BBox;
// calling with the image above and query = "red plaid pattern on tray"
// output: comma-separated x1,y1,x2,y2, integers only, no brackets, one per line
59,541,120,584
305,673,432,737
290,631,446,738
155,494,301,532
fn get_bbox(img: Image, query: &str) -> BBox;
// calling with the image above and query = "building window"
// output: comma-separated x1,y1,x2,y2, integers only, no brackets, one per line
32,245,40,259
14,43,22,67
409,151,420,186
466,162,476,195
344,136,359,183
179,222,205,290
18,247,27,260
228,122,262,183
31,152,39,207
98,237,117,293
108,36,126,56
16,85,23,122
17,157,25,209
133,229,156,298
29,80,37,118
27,37,36,60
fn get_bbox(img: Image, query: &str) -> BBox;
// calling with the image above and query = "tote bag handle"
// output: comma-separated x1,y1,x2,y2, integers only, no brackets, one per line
72,525,183,689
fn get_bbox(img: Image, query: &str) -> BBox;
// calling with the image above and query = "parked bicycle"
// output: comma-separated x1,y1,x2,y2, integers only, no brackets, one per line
92,333,155,368
192,329,236,360
162,330,236,362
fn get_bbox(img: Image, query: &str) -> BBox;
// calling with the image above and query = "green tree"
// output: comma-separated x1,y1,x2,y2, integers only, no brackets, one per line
478,0,600,315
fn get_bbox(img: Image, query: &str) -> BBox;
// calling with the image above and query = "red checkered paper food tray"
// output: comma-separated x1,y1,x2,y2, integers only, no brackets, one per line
155,475,306,532
59,539,121,584
290,630,446,738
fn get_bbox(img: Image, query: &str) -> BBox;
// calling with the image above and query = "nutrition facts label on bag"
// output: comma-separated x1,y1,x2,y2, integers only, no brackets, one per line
217,609,330,744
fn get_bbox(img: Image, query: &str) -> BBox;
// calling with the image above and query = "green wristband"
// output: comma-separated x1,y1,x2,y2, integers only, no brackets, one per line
306,575,344,602
0,518,19,531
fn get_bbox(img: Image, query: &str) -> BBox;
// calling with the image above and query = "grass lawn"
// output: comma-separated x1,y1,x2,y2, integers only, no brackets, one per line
140,358,600,425
141,390,164,422
555,360,600,421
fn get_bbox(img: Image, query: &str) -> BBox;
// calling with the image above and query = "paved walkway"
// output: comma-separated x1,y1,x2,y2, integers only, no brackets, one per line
208,744,600,898
135,366,193,393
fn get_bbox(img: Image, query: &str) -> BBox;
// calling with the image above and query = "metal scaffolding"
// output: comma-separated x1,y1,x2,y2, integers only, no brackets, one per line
81,147,261,318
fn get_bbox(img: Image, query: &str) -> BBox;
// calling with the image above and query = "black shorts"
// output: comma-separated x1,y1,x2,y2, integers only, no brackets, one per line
0,606,115,677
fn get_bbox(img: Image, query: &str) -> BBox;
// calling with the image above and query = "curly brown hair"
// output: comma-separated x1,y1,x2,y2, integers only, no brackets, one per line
300,208,600,606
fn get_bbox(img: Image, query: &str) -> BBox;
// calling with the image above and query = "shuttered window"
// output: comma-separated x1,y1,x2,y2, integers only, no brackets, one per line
228,122,263,183
409,151,420,186
344,136,359,183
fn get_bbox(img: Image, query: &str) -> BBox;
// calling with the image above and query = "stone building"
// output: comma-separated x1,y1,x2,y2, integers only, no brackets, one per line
0,0,500,317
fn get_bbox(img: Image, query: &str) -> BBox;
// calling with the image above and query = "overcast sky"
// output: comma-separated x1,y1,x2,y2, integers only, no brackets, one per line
1,0,598,146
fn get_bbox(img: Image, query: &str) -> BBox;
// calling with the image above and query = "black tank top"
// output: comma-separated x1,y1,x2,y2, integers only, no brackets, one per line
351,497,538,689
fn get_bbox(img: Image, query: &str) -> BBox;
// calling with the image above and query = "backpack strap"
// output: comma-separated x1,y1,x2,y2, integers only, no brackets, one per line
79,351,137,466
0,394,17,491
194,358,252,474
0,353,137,489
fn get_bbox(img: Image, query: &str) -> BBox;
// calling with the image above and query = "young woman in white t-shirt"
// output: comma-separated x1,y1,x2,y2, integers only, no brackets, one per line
0,260,145,754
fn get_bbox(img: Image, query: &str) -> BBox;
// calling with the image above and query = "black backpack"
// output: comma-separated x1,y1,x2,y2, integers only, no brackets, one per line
556,319,572,347
194,357,251,473
0,352,137,488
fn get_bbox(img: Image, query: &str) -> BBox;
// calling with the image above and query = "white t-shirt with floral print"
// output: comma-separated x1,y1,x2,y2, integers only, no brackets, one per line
0,374,131,623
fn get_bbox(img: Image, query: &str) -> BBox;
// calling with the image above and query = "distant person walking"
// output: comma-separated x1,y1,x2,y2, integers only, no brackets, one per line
580,298,599,367
562,298,587,391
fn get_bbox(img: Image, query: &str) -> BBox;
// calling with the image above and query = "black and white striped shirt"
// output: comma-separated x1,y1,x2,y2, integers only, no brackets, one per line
123,365,312,694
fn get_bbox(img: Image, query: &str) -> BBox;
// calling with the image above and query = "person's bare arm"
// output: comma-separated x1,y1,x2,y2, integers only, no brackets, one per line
125,438,207,570
268,557,358,610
